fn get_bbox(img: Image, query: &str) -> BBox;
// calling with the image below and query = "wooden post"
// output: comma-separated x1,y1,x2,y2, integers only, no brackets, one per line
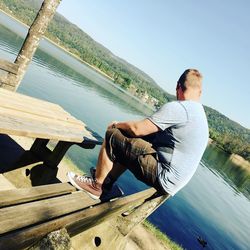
3,0,61,91
116,193,170,236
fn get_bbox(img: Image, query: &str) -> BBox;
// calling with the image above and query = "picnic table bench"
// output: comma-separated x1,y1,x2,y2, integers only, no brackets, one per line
0,59,19,89
0,182,167,250
0,59,19,75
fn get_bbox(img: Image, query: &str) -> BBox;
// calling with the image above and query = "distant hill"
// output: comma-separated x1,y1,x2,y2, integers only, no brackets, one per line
205,106,250,160
0,0,249,162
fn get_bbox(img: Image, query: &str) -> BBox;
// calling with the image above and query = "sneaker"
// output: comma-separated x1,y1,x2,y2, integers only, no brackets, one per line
90,167,113,191
89,168,124,202
67,172,102,200
90,167,96,178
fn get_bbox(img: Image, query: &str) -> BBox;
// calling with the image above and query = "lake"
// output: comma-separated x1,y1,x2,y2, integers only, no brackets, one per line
0,11,250,250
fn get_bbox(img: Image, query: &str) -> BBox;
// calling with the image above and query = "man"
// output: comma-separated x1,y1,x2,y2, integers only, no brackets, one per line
67,69,209,199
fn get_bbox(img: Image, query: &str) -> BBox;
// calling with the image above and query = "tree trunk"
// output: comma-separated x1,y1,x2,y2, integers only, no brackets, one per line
3,0,61,91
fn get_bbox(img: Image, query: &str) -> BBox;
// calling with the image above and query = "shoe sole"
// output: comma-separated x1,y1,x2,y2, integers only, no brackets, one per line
67,172,100,200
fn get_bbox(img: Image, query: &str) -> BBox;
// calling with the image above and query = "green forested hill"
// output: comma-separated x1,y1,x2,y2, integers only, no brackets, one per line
205,107,250,160
0,0,249,162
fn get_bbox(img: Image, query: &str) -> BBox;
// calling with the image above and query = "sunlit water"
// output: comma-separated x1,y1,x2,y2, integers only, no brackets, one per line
1,11,250,250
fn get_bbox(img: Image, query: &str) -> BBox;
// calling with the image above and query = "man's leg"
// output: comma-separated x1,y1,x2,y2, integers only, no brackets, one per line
67,135,127,199
107,162,127,183
93,139,127,189
94,139,113,184
66,140,111,199
67,128,160,199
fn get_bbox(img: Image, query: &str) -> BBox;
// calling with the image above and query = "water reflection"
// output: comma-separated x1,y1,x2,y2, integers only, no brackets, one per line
0,24,23,59
203,143,250,199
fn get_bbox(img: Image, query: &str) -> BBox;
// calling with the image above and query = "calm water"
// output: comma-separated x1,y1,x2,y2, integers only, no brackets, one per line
1,11,250,250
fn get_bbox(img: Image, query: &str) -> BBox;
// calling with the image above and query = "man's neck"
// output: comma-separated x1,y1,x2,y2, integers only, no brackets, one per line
183,90,201,102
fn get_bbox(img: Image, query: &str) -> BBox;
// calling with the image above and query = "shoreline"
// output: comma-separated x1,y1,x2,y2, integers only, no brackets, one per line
208,138,250,172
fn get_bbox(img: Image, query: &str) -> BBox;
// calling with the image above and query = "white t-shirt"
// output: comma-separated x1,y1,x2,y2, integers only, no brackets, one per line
147,101,209,195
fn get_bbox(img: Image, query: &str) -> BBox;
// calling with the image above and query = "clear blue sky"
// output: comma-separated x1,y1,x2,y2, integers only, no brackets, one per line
57,0,250,128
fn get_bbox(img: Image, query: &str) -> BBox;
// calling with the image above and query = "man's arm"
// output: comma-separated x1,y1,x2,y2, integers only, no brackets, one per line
109,119,160,137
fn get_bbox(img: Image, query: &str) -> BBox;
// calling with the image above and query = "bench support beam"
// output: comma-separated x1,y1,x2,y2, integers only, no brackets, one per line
30,138,100,169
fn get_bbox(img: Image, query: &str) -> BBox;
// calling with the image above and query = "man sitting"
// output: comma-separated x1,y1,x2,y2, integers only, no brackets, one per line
67,69,209,199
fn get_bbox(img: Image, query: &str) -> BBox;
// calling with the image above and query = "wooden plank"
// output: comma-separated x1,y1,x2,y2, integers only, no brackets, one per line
0,78,16,87
0,59,19,74
0,106,85,131
0,88,72,115
0,89,82,125
0,88,60,107
0,96,78,124
0,90,73,116
81,129,104,146
0,113,85,142
0,188,156,250
0,191,99,235
117,193,170,236
0,88,99,142
0,183,76,208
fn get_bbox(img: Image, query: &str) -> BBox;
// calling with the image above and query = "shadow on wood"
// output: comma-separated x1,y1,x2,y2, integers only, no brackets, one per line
0,134,40,173
0,135,63,187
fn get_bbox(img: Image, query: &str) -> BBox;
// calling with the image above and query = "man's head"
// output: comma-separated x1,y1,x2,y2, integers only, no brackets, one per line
176,69,203,101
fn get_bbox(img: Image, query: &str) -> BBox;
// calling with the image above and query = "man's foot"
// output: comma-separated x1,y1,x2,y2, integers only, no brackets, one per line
67,172,102,200
89,167,124,201
90,167,113,191
100,184,124,202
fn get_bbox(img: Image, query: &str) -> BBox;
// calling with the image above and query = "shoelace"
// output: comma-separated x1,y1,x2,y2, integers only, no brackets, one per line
76,175,94,184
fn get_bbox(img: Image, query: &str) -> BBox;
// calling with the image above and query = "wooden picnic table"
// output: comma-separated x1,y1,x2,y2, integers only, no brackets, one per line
0,88,103,185
0,88,97,142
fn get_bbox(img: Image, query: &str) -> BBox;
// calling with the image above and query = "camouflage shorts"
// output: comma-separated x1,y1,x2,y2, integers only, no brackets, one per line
105,128,164,192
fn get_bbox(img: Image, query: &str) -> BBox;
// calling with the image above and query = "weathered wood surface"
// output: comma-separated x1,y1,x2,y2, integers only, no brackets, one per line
0,191,99,235
0,88,97,143
0,187,156,250
0,183,76,208
117,193,170,236
0,59,19,74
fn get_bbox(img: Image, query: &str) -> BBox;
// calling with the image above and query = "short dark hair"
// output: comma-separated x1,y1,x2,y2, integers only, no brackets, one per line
177,69,202,91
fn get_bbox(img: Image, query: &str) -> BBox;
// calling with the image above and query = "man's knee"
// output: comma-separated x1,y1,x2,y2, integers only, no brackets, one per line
105,128,121,162
105,128,117,143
